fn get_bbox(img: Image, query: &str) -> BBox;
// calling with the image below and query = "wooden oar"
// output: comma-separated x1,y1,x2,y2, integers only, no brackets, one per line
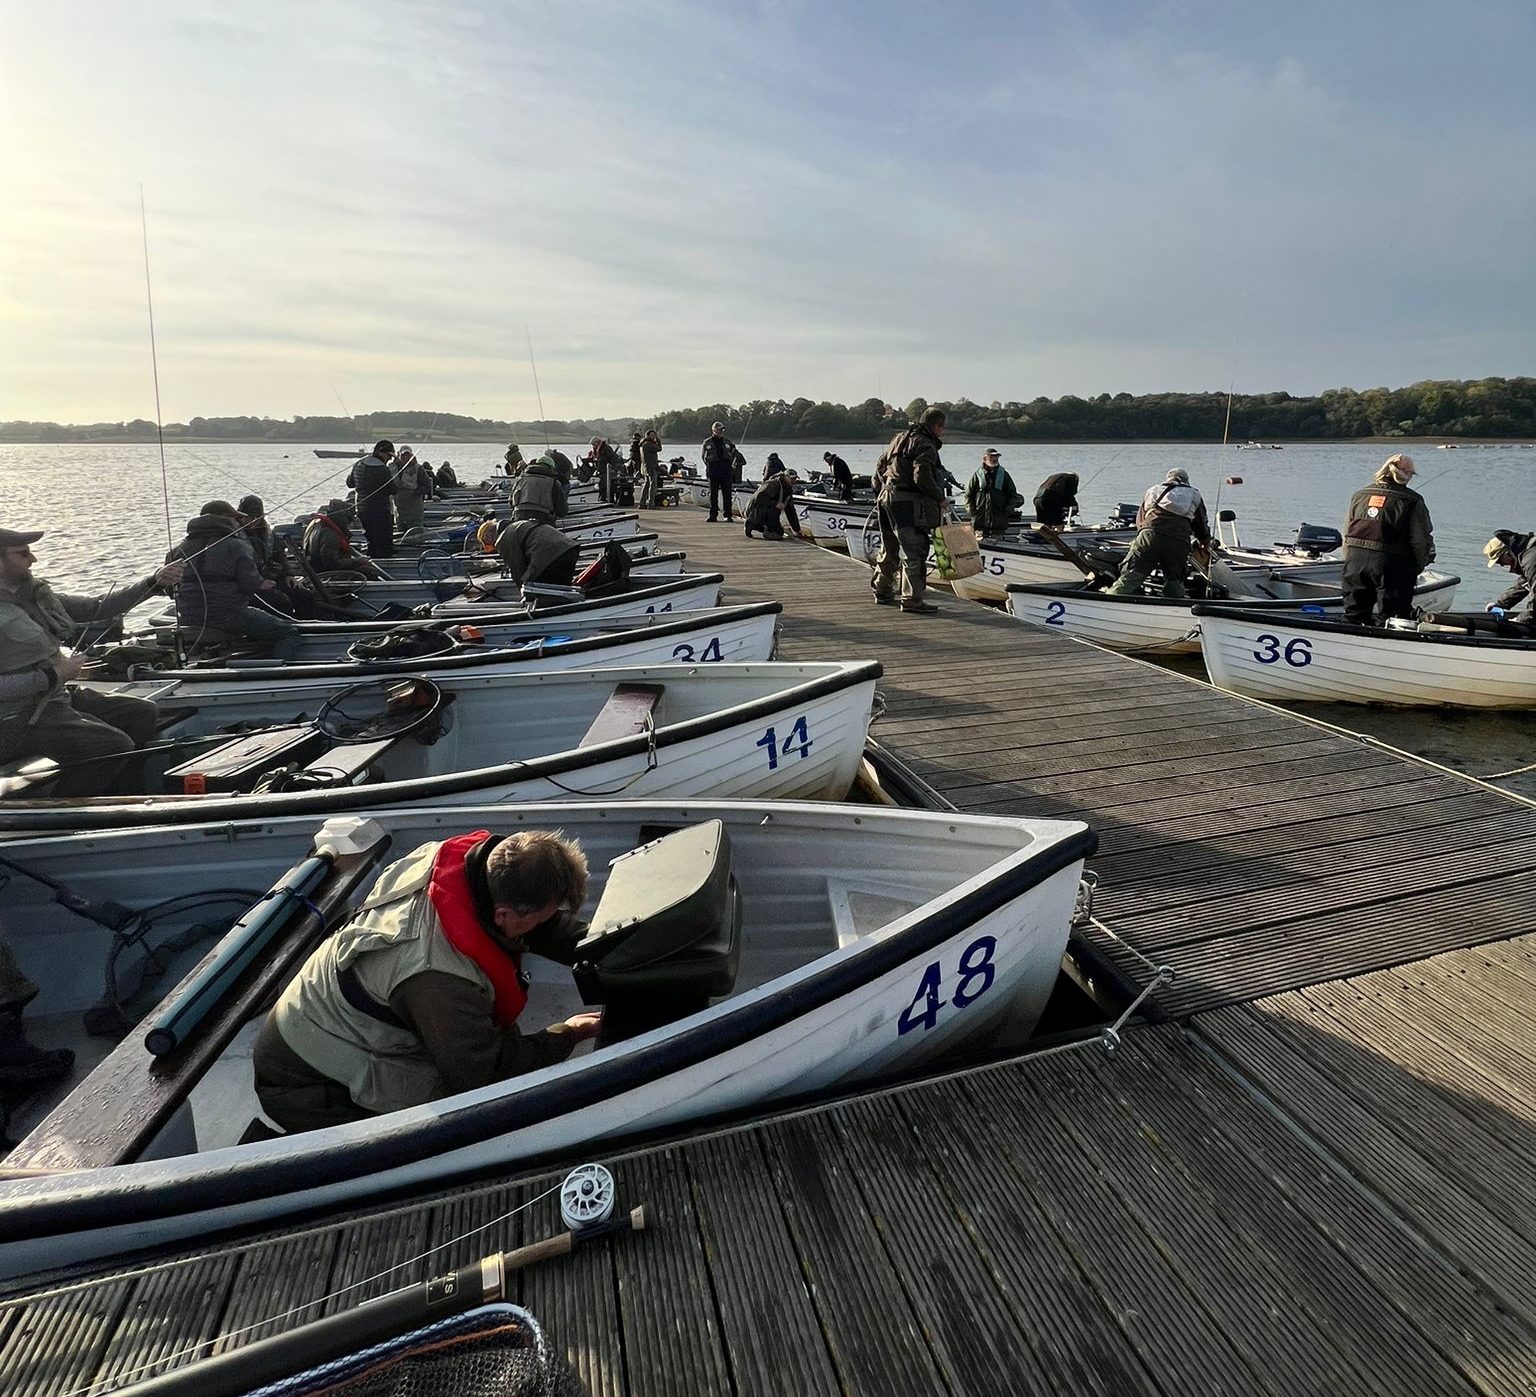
1038,526,1117,586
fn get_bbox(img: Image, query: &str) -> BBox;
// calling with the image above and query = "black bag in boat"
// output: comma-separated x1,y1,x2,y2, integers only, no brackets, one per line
346,625,460,664
572,541,633,593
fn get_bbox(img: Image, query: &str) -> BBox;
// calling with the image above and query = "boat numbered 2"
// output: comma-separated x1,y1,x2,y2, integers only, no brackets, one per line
897,934,998,1035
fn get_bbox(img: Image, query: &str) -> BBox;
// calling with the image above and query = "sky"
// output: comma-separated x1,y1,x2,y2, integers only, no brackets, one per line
2,0,1533,422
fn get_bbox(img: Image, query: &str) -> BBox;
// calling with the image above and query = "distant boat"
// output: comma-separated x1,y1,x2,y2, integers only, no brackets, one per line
313,448,367,459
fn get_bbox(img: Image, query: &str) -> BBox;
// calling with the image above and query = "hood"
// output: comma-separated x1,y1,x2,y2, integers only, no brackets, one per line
184,514,241,543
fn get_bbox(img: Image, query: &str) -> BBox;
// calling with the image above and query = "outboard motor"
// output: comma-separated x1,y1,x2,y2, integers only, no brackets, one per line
1287,523,1343,558
573,821,742,1045
1109,502,1139,528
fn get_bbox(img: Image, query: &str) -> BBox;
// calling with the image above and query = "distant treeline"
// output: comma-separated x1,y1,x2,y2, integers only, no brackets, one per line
7,377,1536,444
0,411,636,445
645,377,1536,442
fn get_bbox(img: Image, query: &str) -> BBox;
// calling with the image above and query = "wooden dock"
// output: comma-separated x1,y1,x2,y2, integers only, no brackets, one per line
4,507,1535,1396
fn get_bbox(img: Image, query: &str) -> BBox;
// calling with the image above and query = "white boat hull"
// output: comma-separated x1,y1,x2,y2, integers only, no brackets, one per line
4,661,880,832
0,801,1091,1277
1195,607,1536,707
797,497,876,549
1005,573,1461,655
334,552,687,611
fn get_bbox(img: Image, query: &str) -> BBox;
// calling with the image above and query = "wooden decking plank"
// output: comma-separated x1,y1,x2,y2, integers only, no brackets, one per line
681,1132,840,1397
958,1061,1275,1396
1140,1027,1536,1397
1055,1037,1465,1397
211,1227,340,1352
91,1251,241,1389
759,1112,949,1395
0,1279,134,1397
319,1195,432,1314
1195,1002,1536,1325
612,1148,732,1397
826,1093,1057,1397
894,1080,1159,1397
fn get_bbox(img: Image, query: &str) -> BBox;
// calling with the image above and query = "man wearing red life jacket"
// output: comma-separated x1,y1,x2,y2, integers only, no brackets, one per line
253,830,601,1134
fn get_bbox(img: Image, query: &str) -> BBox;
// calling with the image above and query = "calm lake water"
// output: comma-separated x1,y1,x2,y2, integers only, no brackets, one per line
2,438,1531,794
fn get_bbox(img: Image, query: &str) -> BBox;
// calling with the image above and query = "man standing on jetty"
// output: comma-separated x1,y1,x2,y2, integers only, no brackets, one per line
348,440,398,558
871,406,947,615
701,421,744,522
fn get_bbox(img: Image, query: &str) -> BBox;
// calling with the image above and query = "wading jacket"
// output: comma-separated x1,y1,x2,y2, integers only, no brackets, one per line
1342,479,1434,571
1137,481,1211,545
1492,532,1536,620
876,425,946,528
496,519,581,586
171,515,265,631
965,465,1024,538
0,573,159,719
512,462,569,524
701,435,743,484
265,838,585,1116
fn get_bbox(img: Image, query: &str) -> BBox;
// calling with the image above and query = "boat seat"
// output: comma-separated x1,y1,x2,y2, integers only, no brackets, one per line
299,734,405,785
574,821,741,1044
579,683,664,747
2,831,392,1174
162,727,330,794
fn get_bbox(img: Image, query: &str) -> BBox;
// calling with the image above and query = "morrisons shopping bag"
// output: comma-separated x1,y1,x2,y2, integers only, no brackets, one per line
933,521,982,580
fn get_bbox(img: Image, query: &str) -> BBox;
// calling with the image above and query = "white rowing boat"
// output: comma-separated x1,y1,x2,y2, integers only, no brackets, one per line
0,799,1092,1278
1193,605,1536,708
1005,573,1461,655
0,660,881,832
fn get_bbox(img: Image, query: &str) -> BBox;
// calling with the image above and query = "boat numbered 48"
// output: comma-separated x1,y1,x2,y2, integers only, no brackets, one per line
0,800,1093,1278
1192,604,1536,708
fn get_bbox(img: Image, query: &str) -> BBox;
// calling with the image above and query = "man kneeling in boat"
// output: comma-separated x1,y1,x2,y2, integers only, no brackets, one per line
1107,468,1211,598
252,830,602,1134
302,500,387,581
495,517,582,588
1484,530,1536,629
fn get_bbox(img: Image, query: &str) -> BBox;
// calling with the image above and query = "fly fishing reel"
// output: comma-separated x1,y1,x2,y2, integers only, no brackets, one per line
559,1162,616,1230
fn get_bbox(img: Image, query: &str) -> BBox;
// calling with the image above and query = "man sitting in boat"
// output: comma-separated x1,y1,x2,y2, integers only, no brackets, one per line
435,460,459,489
504,442,526,478
1032,471,1080,528
1484,530,1536,627
0,526,182,796
495,517,582,588
1340,454,1434,625
171,502,302,660
965,449,1025,537
1106,468,1212,599
252,830,602,1134
303,500,387,581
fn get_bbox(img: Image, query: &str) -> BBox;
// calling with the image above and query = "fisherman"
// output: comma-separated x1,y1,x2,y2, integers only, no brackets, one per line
251,828,602,1133
303,499,387,580
435,460,459,489
744,470,800,540
628,431,642,474
1106,468,1212,598
171,501,302,659
965,448,1025,538
823,451,855,503
512,453,570,525
701,422,745,522
347,440,398,558
496,517,583,588
1340,453,1434,625
504,443,526,479
639,429,663,508
871,407,947,615
1483,529,1536,625
1033,471,1080,528
588,437,624,503
239,495,323,619
392,447,431,538
0,526,182,796
763,452,787,479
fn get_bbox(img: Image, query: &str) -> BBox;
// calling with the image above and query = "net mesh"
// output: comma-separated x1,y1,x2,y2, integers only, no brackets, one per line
248,1304,586,1397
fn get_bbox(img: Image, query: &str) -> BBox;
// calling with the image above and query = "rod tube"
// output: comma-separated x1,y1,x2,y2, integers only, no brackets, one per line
142,856,332,1057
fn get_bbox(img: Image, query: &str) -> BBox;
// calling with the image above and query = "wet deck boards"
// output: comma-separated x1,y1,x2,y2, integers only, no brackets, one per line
3,505,1534,1394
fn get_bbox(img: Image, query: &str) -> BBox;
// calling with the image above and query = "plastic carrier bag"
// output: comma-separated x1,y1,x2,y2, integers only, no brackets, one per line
933,521,983,580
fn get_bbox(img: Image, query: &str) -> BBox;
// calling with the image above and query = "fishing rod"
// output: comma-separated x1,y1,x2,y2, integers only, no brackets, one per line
109,1164,645,1397
140,187,175,553
527,328,551,452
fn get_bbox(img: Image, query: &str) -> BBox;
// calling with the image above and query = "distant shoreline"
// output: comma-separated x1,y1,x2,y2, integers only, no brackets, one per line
2,435,1533,448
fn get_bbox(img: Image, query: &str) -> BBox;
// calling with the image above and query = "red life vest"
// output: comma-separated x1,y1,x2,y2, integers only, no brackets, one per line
427,832,528,1026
